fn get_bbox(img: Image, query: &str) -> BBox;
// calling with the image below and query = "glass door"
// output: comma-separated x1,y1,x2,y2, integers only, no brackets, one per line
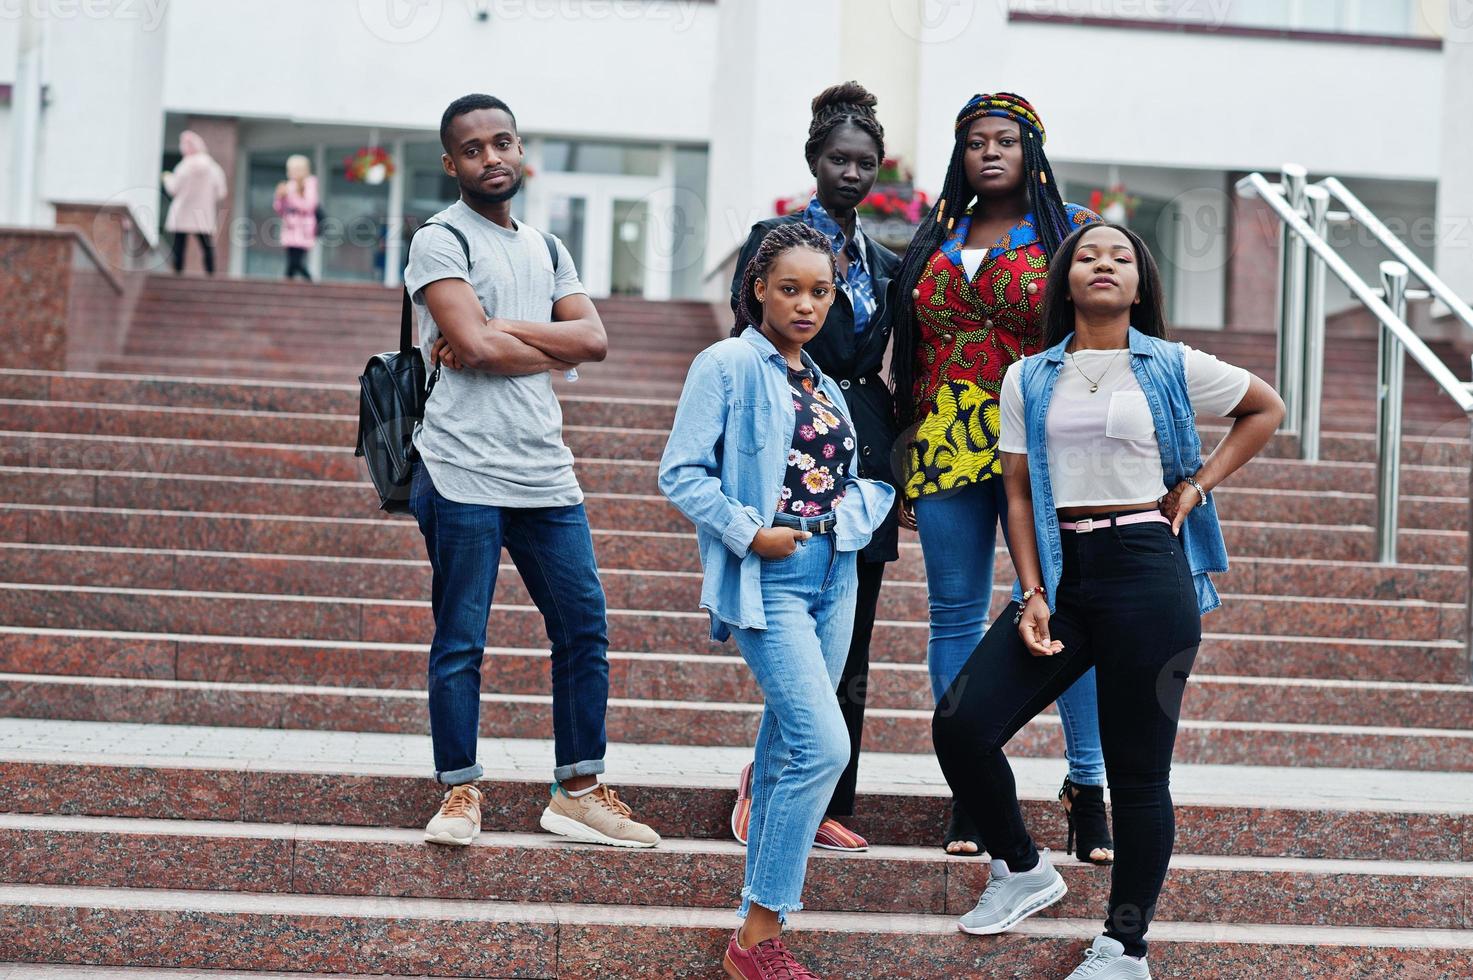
322,144,392,283
611,199,650,297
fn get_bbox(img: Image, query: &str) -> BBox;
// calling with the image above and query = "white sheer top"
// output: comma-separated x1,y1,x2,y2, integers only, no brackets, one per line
999,344,1250,508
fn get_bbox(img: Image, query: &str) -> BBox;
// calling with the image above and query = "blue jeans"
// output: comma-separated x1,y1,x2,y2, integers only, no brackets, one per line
409,460,610,785
730,534,857,923
914,479,1106,787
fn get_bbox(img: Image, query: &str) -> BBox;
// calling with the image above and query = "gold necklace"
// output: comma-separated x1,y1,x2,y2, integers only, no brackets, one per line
1067,347,1125,394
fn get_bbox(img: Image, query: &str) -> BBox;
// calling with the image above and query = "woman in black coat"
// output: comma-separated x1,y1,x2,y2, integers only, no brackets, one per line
726,81,901,851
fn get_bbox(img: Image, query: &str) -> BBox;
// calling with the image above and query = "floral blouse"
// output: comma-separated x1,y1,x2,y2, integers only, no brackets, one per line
779,368,854,518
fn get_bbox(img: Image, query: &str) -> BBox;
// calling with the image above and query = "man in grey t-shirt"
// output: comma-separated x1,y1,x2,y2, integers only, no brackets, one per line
405,94,659,851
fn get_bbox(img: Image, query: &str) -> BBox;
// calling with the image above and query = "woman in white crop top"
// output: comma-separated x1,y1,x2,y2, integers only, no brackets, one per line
932,223,1283,979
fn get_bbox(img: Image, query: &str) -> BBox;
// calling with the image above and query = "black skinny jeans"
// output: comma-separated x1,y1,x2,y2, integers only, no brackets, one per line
932,517,1201,957
826,553,885,817
285,246,312,281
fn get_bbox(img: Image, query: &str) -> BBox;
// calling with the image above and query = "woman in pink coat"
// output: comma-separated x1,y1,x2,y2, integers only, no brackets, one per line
161,130,227,275
273,155,320,281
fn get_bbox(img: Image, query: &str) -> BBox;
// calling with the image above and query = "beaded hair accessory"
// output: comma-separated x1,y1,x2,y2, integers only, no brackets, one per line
953,92,1047,145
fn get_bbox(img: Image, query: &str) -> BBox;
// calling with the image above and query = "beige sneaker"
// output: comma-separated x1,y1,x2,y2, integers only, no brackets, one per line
424,783,482,845
539,783,660,848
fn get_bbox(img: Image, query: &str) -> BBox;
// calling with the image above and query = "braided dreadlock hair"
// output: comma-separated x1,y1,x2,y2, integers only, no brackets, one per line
889,92,1074,430
804,81,885,173
732,222,838,337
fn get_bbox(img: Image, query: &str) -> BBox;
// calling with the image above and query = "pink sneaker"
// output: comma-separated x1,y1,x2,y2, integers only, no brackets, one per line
722,929,821,979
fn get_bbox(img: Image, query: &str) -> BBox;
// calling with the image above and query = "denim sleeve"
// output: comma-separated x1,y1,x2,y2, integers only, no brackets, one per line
832,438,897,553
658,350,765,557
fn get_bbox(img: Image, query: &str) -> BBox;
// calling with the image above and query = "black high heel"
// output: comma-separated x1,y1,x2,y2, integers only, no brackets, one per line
1059,776,1114,866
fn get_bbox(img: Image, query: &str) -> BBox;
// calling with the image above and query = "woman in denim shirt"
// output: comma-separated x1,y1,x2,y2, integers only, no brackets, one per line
659,223,894,980
932,224,1283,980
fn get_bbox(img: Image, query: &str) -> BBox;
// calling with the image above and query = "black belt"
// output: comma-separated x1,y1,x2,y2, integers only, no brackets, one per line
774,511,837,535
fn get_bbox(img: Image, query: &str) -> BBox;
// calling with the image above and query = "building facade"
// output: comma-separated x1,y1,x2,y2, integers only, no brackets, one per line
3,0,1470,336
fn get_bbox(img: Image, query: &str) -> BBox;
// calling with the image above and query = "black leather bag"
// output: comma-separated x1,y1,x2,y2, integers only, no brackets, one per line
355,220,468,514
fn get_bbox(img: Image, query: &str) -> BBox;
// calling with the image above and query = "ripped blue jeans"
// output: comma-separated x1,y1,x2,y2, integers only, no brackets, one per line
730,534,856,923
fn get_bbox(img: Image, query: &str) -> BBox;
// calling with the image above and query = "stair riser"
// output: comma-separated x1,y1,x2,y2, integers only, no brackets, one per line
5,761,1467,860
3,680,1468,771
2,499,1466,568
0,542,1466,609
1,630,1464,727
0,580,1453,650
8,901,1467,980
4,429,1467,502
1,827,1466,929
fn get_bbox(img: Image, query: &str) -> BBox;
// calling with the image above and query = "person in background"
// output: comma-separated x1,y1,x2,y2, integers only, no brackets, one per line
161,130,227,275
934,223,1283,978
889,93,1111,862
274,154,319,281
726,80,900,854
663,222,895,980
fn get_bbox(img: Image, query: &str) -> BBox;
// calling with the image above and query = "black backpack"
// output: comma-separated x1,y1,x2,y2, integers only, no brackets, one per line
355,219,559,514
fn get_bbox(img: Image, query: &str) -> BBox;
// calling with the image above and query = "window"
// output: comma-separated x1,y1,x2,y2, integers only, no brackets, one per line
541,139,661,177
1010,0,1418,37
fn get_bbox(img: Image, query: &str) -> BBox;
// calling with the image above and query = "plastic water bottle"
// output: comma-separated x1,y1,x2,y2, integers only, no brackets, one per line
565,368,579,382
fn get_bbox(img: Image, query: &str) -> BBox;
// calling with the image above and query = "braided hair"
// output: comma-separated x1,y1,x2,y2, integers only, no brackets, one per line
889,93,1074,430
733,223,838,337
804,81,885,173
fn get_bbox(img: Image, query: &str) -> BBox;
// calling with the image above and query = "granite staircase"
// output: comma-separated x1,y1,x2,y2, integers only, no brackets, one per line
0,273,1470,977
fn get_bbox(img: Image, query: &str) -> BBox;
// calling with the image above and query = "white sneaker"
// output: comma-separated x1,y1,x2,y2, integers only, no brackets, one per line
957,851,1067,935
1065,935,1151,978
424,783,482,845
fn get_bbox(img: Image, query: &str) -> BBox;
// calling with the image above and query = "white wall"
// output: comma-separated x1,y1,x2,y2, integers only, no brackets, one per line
702,0,843,293
0,7,169,242
161,0,716,143
911,6,1444,190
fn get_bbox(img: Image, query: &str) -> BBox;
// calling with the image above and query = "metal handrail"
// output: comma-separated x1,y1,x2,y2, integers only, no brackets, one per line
1318,176,1473,335
1236,172,1473,413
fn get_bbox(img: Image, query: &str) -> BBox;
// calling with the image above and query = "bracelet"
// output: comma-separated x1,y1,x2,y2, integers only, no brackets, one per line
1013,586,1046,625
1183,475,1207,504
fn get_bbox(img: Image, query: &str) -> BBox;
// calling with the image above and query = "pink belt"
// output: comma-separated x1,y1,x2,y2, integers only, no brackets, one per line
1059,511,1170,534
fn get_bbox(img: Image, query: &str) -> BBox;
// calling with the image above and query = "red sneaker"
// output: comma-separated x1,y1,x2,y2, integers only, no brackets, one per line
813,817,868,852
731,761,753,845
722,929,821,979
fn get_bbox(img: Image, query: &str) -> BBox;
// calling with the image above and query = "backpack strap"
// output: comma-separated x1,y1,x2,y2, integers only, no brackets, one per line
399,219,473,356
541,230,560,272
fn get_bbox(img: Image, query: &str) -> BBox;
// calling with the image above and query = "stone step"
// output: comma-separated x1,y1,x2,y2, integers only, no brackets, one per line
0,573,1455,651
2,814,1469,930
7,884,1469,978
0,623,1466,728
89,355,690,393
3,464,1465,534
5,672,1469,771
2,537,1463,608
2,500,1463,570
4,721,1471,857
5,426,1467,501
0,400,672,460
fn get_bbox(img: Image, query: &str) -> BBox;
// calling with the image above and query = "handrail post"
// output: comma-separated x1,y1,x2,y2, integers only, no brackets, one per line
1300,186,1331,462
1375,261,1408,564
1466,365,1473,682
1276,164,1308,438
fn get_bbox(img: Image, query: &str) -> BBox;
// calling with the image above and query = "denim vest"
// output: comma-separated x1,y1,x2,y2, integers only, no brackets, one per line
659,328,896,640
1011,328,1229,615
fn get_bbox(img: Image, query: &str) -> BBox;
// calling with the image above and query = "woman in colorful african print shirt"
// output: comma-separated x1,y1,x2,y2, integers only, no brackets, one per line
891,93,1113,864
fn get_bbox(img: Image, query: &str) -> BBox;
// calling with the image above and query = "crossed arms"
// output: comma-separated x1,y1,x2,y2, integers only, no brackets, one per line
421,277,607,375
